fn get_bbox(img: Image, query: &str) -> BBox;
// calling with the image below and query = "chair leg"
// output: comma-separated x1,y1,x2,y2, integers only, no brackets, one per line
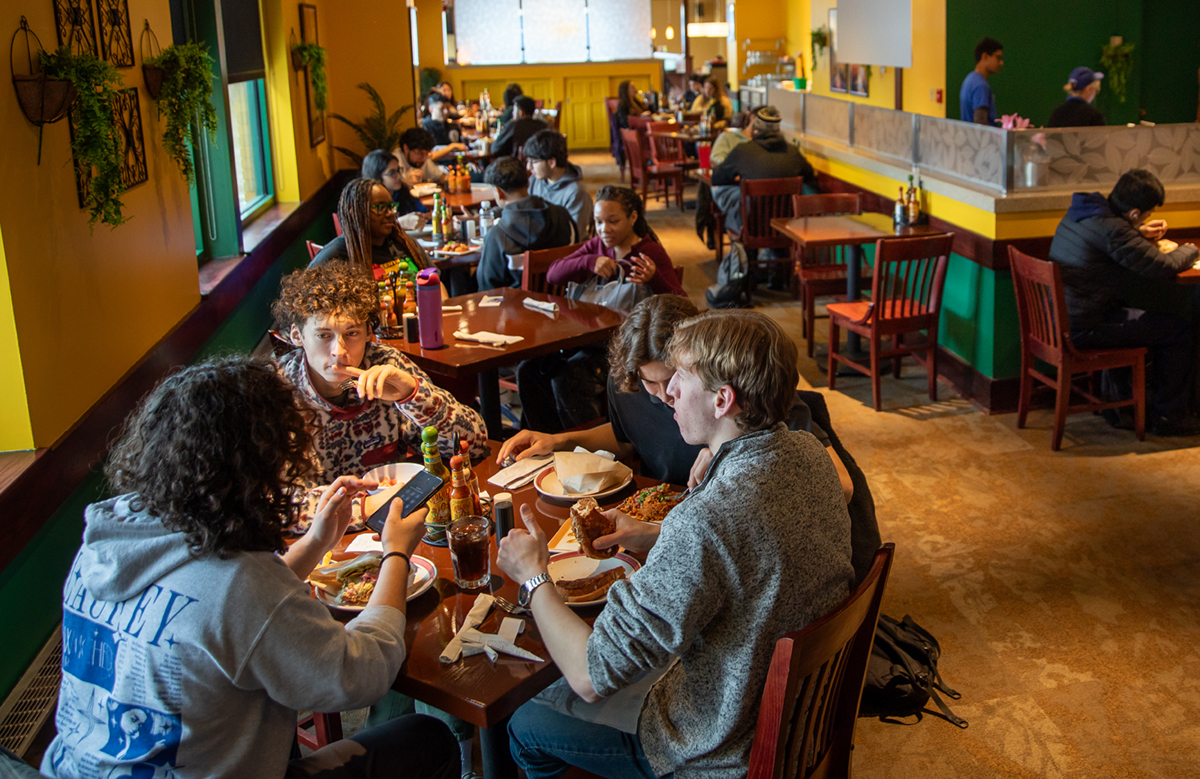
1132,355,1146,441
1016,359,1032,429
1052,366,1071,451
806,288,818,359
892,334,903,378
927,339,938,403
870,334,882,412
828,319,840,389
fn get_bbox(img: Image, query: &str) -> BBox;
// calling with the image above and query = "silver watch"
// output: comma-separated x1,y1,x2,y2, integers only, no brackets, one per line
518,572,551,607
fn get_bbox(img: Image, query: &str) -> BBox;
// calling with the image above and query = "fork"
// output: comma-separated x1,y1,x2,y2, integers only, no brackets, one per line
337,378,361,397
492,596,531,616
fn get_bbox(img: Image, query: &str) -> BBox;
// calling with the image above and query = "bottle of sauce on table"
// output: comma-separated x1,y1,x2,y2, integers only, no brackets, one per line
403,280,417,317
448,455,474,523
421,427,452,529
431,193,444,244
894,186,907,228
458,439,482,515
416,270,444,349
907,177,921,225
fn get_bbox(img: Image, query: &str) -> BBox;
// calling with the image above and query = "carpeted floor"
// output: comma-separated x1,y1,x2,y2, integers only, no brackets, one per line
571,150,1200,779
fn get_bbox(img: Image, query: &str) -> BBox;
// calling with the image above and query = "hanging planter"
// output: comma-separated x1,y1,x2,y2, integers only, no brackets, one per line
811,26,829,65
143,41,218,183
1100,37,1134,104
139,20,164,98
10,17,77,162
292,41,327,111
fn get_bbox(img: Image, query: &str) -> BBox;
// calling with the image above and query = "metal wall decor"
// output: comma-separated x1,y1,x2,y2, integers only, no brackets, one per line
299,3,324,146
54,0,98,56
69,86,146,208
97,0,134,67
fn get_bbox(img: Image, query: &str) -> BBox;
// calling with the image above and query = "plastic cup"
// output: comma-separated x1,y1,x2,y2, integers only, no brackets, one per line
448,517,491,589
698,143,712,170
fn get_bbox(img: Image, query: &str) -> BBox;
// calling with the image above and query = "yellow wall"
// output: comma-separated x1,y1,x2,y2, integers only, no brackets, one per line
784,0,946,118
0,223,32,451
0,0,199,449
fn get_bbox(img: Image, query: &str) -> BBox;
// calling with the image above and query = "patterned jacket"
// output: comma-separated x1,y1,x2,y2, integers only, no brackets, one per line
278,342,487,484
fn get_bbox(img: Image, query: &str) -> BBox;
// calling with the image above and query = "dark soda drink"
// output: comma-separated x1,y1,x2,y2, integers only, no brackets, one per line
449,518,490,588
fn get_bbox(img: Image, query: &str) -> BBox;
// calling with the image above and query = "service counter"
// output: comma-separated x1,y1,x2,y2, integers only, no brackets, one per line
770,85,1200,411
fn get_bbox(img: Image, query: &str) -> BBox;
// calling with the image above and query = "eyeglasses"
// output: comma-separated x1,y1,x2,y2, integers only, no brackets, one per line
369,202,399,216
382,168,402,178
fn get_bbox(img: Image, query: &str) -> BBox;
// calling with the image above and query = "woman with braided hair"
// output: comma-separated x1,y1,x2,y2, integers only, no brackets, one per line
310,178,433,281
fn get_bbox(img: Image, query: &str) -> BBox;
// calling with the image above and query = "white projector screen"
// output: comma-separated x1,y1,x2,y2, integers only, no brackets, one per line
836,0,912,69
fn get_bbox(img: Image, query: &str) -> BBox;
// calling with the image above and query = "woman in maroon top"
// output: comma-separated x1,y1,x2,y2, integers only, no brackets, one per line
547,186,684,296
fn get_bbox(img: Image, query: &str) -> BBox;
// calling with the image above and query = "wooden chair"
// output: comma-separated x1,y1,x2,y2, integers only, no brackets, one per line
332,213,342,236
604,97,625,181
551,100,563,132
828,233,955,412
620,128,684,211
520,241,586,296
646,121,697,173
746,544,894,779
791,193,868,357
727,177,805,299
1008,247,1146,450
297,712,343,751
306,240,323,261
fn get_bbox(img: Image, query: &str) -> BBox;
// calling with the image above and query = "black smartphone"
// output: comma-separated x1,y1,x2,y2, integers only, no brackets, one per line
364,470,445,534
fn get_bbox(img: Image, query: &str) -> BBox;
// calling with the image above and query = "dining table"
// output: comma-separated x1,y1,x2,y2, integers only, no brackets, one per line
771,212,941,354
319,448,657,779
381,288,625,439
422,183,497,211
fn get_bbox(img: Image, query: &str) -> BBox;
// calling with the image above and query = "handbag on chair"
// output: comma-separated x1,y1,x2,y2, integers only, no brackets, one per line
567,266,651,313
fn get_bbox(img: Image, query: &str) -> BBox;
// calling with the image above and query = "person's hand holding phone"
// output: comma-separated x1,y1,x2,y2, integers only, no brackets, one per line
378,498,429,558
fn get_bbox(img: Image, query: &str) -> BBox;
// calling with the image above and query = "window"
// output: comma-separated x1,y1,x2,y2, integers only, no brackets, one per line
453,0,651,65
228,79,274,222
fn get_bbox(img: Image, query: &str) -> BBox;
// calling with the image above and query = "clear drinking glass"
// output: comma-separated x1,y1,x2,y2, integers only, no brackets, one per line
448,516,491,589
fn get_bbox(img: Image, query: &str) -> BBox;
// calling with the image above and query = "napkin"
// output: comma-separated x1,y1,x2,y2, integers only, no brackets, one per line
454,330,524,347
488,455,554,489
523,298,559,314
459,628,542,662
479,295,504,308
554,451,632,495
345,534,384,554
442,305,463,313
439,594,495,663
498,617,525,644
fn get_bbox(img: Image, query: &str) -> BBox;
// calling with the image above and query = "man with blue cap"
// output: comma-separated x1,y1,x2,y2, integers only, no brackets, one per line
1049,67,1106,127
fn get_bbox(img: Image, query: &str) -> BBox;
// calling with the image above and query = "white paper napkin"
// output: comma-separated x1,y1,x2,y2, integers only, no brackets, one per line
345,535,384,554
454,330,524,347
439,594,495,663
523,298,559,314
479,295,504,308
442,305,463,313
554,451,632,495
498,617,525,644
459,628,542,662
488,455,554,489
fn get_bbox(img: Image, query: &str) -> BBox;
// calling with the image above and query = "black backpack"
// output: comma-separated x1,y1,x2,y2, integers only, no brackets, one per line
858,614,968,728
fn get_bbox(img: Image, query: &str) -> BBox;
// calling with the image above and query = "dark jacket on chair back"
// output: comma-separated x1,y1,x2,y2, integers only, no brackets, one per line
1047,192,1197,332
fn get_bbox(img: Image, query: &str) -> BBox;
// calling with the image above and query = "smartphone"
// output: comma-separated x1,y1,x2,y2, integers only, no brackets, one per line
364,470,445,535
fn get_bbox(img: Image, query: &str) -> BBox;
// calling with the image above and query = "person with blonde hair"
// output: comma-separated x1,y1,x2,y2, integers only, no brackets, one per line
1048,66,1106,127
497,309,854,779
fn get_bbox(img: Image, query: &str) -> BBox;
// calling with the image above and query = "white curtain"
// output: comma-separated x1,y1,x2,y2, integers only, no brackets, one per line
588,0,652,62
454,0,524,65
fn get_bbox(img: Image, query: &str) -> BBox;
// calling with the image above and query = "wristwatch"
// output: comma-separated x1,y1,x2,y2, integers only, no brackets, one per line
518,572,551,608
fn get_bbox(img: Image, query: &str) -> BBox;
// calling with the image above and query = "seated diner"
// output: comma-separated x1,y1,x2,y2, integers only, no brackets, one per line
361,149,428,227
310,178,432,279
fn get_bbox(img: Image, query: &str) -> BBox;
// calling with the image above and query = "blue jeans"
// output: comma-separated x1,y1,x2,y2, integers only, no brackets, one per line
508,700,668,779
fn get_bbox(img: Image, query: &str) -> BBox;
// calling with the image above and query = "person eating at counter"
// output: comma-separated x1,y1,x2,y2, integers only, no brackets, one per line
272,262,486,483
40,356,456,779
1048,67,1106,127
497,310,855,779
1048,168,1200,436
960,37,1003,125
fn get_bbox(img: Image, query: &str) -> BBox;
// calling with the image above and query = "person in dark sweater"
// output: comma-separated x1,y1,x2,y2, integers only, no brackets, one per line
1048,66,1106,127
475,156,576,291
491,96,546,159
1048,169,1200,435
497,310,854,779
421,92,462,148
711,105,818,233
498,83,523,124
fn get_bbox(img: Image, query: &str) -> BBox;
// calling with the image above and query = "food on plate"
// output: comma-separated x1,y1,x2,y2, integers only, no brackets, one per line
570,497,616,559
617,484,684,523
438,241,470,253
554,567,627,603
334,555,381,605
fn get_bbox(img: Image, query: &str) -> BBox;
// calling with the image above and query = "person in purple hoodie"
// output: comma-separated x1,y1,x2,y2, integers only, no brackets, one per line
1047,169,1200,436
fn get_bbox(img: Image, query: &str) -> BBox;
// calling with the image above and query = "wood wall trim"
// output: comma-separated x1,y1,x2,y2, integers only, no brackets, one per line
0,170,354,573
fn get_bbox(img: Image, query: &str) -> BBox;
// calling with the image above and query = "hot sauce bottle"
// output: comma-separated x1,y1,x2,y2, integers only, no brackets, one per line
448,456,474,523
458,439,482,515
421,426,452,529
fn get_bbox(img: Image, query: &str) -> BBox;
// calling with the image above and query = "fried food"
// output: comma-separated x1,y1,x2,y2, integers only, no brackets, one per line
617,484,684,523
554,568,627,603
570,497,616,559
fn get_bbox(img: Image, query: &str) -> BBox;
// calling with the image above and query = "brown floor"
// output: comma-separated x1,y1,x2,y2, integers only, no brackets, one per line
573,151,1200,779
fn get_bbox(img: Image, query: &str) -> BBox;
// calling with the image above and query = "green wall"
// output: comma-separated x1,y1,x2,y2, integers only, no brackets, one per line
1139,2,1200,124
947,0,1159,127
938,254,1020,380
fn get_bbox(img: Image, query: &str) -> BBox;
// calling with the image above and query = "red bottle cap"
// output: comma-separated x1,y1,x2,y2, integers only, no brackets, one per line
450,455,463,469
418,271,441,286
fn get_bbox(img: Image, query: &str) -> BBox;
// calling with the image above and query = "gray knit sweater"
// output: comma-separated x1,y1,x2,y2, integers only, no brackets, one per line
586,424,855,778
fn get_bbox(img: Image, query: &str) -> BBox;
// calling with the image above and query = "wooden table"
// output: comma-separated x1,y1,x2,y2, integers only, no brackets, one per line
1175,241,1200,283
648,129,718,144
422,184,497,210
324,450,654,779
771,213,941,353
381,288,625,438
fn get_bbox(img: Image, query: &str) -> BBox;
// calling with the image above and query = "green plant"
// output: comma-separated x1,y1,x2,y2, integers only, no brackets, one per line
40,46,126,229
145,43,218,183
293,42,328,111
330,83,414,167
419,67,441,98
1100,40,1134,103
811,26,829,65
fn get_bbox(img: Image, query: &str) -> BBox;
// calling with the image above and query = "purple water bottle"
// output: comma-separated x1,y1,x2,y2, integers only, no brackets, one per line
416,270,444,349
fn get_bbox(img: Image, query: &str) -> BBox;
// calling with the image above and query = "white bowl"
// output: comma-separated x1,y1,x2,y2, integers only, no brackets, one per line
362,462,424,488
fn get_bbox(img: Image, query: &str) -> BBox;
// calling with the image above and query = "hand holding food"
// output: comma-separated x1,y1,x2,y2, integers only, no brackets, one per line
627,253,657,284
593,255,619,279
592,507,661,555
1157,238,1179,253
405,169,425,186
339,364,417,402
496,429,558,465
1140,219,1168,241
497,505,551,584
570,498,617,559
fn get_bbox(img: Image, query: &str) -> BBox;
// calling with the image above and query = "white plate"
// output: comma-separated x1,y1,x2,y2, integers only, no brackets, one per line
412,183,441,198
546,552,639,608
363,462,424,487
534,466,634,504
314,555,438,611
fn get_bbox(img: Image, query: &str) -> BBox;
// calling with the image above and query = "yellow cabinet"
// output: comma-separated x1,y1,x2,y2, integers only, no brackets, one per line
563,77,610,149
